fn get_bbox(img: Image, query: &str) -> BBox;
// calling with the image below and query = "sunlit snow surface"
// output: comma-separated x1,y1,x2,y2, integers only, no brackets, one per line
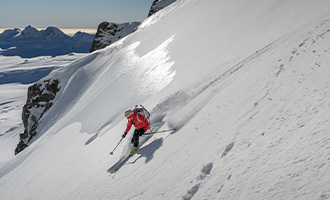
1,0,330,200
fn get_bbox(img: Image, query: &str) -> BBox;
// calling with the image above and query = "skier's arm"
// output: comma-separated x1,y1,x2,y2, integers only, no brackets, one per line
142,116,150,131
125,119,133,133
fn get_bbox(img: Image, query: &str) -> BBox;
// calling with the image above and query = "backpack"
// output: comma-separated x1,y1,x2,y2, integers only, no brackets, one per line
135,105,150,121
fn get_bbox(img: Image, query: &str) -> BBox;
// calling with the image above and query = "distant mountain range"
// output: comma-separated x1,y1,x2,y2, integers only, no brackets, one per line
0,0,178,58
0,26,95,58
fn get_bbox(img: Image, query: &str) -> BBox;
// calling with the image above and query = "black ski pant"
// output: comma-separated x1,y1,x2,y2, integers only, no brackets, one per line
131,128,146,147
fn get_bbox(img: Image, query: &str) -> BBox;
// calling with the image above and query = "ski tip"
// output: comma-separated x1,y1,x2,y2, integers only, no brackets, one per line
107,169,117,174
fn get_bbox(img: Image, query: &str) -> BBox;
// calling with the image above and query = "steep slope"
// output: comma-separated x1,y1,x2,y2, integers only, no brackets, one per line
1,0,330,199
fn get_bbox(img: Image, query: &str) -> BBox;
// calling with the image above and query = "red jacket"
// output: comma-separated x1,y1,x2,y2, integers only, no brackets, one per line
125,111,150,133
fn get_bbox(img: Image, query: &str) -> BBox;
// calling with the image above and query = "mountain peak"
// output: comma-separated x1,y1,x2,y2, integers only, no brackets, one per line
0,28,21,39
43,26,67,40
21,25,40,38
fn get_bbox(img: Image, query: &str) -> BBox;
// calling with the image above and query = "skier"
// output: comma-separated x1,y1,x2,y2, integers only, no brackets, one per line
122,109,150,155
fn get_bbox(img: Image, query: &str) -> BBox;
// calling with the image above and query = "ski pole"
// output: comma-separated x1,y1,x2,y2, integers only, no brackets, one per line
143,128,176,135
110,137,123,155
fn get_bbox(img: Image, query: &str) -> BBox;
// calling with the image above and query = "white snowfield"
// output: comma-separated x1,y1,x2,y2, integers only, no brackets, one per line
1,0,330,199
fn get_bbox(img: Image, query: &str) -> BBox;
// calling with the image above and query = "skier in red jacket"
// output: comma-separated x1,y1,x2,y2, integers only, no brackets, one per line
122,109,150,155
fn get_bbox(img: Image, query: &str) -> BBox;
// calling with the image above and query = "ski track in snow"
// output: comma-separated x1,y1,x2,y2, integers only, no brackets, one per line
187,18,330,200
141,16,330,200
182,162,214,200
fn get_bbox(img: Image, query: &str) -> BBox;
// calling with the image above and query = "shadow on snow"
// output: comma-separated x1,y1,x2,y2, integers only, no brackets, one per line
128,138,164,164
0,67,57,84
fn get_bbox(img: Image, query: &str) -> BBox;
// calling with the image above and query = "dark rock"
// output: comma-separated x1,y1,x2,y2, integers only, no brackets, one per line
89,21,140,53
148,0,177,17
39,93,55,102
27,84,42,100
16,79,60,155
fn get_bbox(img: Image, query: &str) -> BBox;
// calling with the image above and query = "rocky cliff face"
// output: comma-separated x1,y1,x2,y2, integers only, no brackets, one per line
148,0,177,17
15,79,60,154
89,22,140,53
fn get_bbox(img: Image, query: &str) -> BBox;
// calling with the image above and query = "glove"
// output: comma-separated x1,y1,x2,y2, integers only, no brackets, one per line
138,129,146,136
122,132,127,138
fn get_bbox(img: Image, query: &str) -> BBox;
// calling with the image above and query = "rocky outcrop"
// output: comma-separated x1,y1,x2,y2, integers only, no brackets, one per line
89,0,177,53
148,0,177,17
15,79,60,155
89,21,140,53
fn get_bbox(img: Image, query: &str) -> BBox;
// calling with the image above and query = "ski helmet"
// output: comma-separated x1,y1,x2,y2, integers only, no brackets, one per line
124,110,133,117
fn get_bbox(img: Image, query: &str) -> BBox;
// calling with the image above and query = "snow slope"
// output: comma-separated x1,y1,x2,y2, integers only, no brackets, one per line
1,0,330,199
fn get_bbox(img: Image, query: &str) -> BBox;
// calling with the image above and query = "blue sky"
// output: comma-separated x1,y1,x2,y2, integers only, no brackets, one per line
0,0,155,29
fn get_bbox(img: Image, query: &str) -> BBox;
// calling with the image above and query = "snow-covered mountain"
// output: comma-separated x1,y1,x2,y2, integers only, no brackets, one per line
1,0,330,199
0,26,95,58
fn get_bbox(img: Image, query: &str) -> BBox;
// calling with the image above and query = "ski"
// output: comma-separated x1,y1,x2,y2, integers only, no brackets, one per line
107,155,132,173
107,127,171,173
107,136,150,173
143,128,175,135
107,148,140,174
